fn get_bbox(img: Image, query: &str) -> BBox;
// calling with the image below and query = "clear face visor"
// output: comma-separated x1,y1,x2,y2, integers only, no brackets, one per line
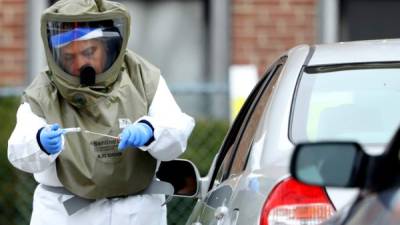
47,19,124,80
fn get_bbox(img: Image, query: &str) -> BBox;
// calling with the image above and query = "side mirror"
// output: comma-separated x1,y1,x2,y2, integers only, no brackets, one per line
156,159,201,197
290,142,368,187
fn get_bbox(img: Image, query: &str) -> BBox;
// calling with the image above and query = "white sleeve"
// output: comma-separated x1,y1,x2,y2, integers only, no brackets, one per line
137,76,195,161
7,103,61,173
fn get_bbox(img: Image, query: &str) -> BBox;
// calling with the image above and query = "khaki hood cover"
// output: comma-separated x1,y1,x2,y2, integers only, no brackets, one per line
41,0,131,108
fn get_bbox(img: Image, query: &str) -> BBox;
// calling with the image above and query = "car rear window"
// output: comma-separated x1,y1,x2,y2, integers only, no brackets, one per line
291,63,400,144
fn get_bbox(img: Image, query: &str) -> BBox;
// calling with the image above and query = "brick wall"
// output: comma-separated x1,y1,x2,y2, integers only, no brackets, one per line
232,0,317,75
0,0,27,86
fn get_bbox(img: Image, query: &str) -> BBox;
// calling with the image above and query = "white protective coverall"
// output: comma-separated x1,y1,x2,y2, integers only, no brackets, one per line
8,75,195,225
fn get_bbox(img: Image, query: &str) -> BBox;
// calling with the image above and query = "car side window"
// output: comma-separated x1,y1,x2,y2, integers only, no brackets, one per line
228,63,283,177
209,57,287,190
212,83,265,188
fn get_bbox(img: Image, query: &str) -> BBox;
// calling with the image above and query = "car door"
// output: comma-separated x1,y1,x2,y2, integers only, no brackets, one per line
186,56,286,225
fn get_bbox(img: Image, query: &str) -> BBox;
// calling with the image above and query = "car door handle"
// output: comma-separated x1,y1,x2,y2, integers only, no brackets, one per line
214,206,240,225
215,205,229,221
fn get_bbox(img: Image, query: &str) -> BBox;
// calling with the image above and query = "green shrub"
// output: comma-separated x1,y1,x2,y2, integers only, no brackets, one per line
0,97,33,225
182,119,229,175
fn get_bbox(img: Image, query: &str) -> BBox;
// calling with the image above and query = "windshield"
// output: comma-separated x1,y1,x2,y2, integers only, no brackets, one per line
291,63,400,145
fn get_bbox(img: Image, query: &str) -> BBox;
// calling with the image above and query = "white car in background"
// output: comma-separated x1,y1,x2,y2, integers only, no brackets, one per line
161,39,400,225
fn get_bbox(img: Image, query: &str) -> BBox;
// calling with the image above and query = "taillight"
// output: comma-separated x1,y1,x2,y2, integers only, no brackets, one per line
260,177,335,225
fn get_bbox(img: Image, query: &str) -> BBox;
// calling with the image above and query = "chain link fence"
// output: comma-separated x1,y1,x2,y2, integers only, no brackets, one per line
0,94,229,225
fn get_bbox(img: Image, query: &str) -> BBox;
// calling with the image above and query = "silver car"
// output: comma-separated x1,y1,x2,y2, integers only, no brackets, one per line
163,39,400,225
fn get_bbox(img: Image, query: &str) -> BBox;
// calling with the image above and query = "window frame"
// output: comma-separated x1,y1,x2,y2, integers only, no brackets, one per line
208,56,287,191
227,63,284,178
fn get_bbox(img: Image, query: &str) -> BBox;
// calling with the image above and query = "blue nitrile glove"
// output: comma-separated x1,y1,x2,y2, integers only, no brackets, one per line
39,123,64,154
118,122,154,150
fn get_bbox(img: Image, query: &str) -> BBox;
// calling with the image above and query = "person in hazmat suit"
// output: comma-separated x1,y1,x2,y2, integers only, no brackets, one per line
7,0,195,224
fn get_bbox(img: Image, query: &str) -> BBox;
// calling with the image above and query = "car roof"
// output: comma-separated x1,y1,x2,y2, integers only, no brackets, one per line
308,39,400,66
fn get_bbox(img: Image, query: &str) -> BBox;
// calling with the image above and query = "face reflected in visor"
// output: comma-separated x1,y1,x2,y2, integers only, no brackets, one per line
47,20,123,78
